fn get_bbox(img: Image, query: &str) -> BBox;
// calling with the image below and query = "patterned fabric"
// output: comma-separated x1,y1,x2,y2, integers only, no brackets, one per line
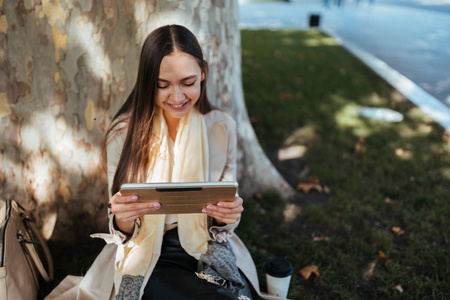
197,241,247,299
116,275,144,300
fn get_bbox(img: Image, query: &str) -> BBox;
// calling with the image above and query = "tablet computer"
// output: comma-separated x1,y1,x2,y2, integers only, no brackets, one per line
119,181,238,214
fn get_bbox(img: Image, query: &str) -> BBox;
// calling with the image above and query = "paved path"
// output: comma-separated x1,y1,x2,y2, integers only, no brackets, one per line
239,0,450,131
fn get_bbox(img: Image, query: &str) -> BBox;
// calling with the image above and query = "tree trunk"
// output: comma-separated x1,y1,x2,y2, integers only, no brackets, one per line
0,0,294,243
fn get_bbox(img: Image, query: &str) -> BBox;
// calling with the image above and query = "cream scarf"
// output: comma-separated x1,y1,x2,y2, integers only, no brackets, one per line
114,107,211,300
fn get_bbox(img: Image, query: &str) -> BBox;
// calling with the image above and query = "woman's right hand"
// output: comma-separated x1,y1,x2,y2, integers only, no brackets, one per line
109,192,161,236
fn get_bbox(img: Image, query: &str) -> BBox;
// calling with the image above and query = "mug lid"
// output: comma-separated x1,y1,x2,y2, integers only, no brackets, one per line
265,258,293,278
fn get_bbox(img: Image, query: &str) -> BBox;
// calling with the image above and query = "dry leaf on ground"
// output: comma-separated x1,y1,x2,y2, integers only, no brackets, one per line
394,285,403,293
313,236,329,242
299,265,320,280
395,148,412,159
362,261,377,281
392,226,405,236
296,183,323,193
278,145,307,160
280,92,293,100
385,197,398,204
379,250,388,259
249,117,260,124
355,142,367,153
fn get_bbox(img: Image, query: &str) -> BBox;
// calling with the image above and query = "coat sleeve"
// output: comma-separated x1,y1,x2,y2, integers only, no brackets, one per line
92,124,140,245
208,112,241,242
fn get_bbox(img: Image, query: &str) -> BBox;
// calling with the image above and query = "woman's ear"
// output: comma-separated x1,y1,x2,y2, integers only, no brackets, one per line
201,60,208,81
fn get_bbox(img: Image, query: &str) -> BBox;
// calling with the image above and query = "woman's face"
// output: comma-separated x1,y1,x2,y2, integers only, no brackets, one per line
155,50,205,122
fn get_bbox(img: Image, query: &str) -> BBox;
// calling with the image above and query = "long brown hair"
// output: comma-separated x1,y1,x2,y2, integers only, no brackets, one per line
103,25,213,196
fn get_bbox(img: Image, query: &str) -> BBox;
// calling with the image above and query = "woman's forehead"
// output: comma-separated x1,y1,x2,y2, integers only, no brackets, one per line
159,51,201,80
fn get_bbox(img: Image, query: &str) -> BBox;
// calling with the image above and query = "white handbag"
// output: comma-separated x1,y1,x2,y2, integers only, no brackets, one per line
0,199,54,300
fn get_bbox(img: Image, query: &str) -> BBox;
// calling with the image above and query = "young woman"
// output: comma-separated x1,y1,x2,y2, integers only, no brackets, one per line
46,25,283,300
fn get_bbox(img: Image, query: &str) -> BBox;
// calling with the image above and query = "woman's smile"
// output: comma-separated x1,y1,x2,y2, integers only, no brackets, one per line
165,99,190,110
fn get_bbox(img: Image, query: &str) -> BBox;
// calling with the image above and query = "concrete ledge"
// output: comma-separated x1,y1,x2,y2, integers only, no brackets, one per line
326,32,450,133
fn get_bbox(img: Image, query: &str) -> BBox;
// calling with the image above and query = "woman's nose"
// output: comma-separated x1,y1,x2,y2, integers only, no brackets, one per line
172,86,185,102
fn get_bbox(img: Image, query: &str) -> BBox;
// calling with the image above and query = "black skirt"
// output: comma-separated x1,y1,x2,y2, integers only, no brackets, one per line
142,228,253,300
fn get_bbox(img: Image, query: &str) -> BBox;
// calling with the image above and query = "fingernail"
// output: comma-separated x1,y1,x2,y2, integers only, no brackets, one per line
217,202,223,207
207,205,214,210
202,209,208,213
153,203,161,208
131,196,138,200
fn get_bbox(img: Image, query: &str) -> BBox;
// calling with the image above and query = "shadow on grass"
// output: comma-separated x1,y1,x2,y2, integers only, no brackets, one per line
239,29,450,299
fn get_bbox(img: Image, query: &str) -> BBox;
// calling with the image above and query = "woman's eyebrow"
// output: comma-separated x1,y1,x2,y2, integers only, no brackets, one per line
158,75,198,82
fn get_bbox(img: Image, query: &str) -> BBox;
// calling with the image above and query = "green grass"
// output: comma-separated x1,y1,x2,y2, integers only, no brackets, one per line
39,29,450,299
237,29,450,299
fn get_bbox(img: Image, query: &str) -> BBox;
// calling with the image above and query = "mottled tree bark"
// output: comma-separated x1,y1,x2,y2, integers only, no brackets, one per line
0,0,293,243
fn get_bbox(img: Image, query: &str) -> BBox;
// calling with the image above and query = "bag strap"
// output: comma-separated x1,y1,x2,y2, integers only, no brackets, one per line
23,218,54,281
15,201,54,282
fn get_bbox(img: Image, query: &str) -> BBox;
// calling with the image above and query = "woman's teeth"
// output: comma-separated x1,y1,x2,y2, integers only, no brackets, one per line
168,101,188,108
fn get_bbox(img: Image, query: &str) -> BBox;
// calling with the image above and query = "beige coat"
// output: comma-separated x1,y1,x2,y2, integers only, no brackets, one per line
45,110,286,300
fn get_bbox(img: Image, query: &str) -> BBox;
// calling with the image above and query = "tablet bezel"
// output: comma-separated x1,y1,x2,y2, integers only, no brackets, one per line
119,181,238,215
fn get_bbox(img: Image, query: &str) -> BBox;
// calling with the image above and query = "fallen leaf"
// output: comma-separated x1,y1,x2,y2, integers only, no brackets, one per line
313,236,329,242
278,145,307,160
394,285,403,293
300,265,320,280
385,197,398,204
395,148,411,159
391,226,405,236
296,183,323,193
362,261,377,281
283,204,298,222
250,117,260,124
355,142,367,153
323,186,331,194
379,250,388,259
280,92,293,100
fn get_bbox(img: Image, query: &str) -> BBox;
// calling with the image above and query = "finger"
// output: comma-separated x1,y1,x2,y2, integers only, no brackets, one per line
116,205,161,222
216,197,243,208
204,204,244,214
113,194,139,205
208,210,241,220
203,209,241,221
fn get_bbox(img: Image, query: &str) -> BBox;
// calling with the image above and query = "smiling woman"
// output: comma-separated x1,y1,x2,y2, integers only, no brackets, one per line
44,24,285,300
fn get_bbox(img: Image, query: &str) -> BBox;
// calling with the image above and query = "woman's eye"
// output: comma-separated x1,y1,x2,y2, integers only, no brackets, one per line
184,81,196,87
157,85,169,89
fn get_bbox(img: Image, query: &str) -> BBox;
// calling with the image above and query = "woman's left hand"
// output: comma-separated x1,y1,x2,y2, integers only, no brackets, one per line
202,196,244,225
